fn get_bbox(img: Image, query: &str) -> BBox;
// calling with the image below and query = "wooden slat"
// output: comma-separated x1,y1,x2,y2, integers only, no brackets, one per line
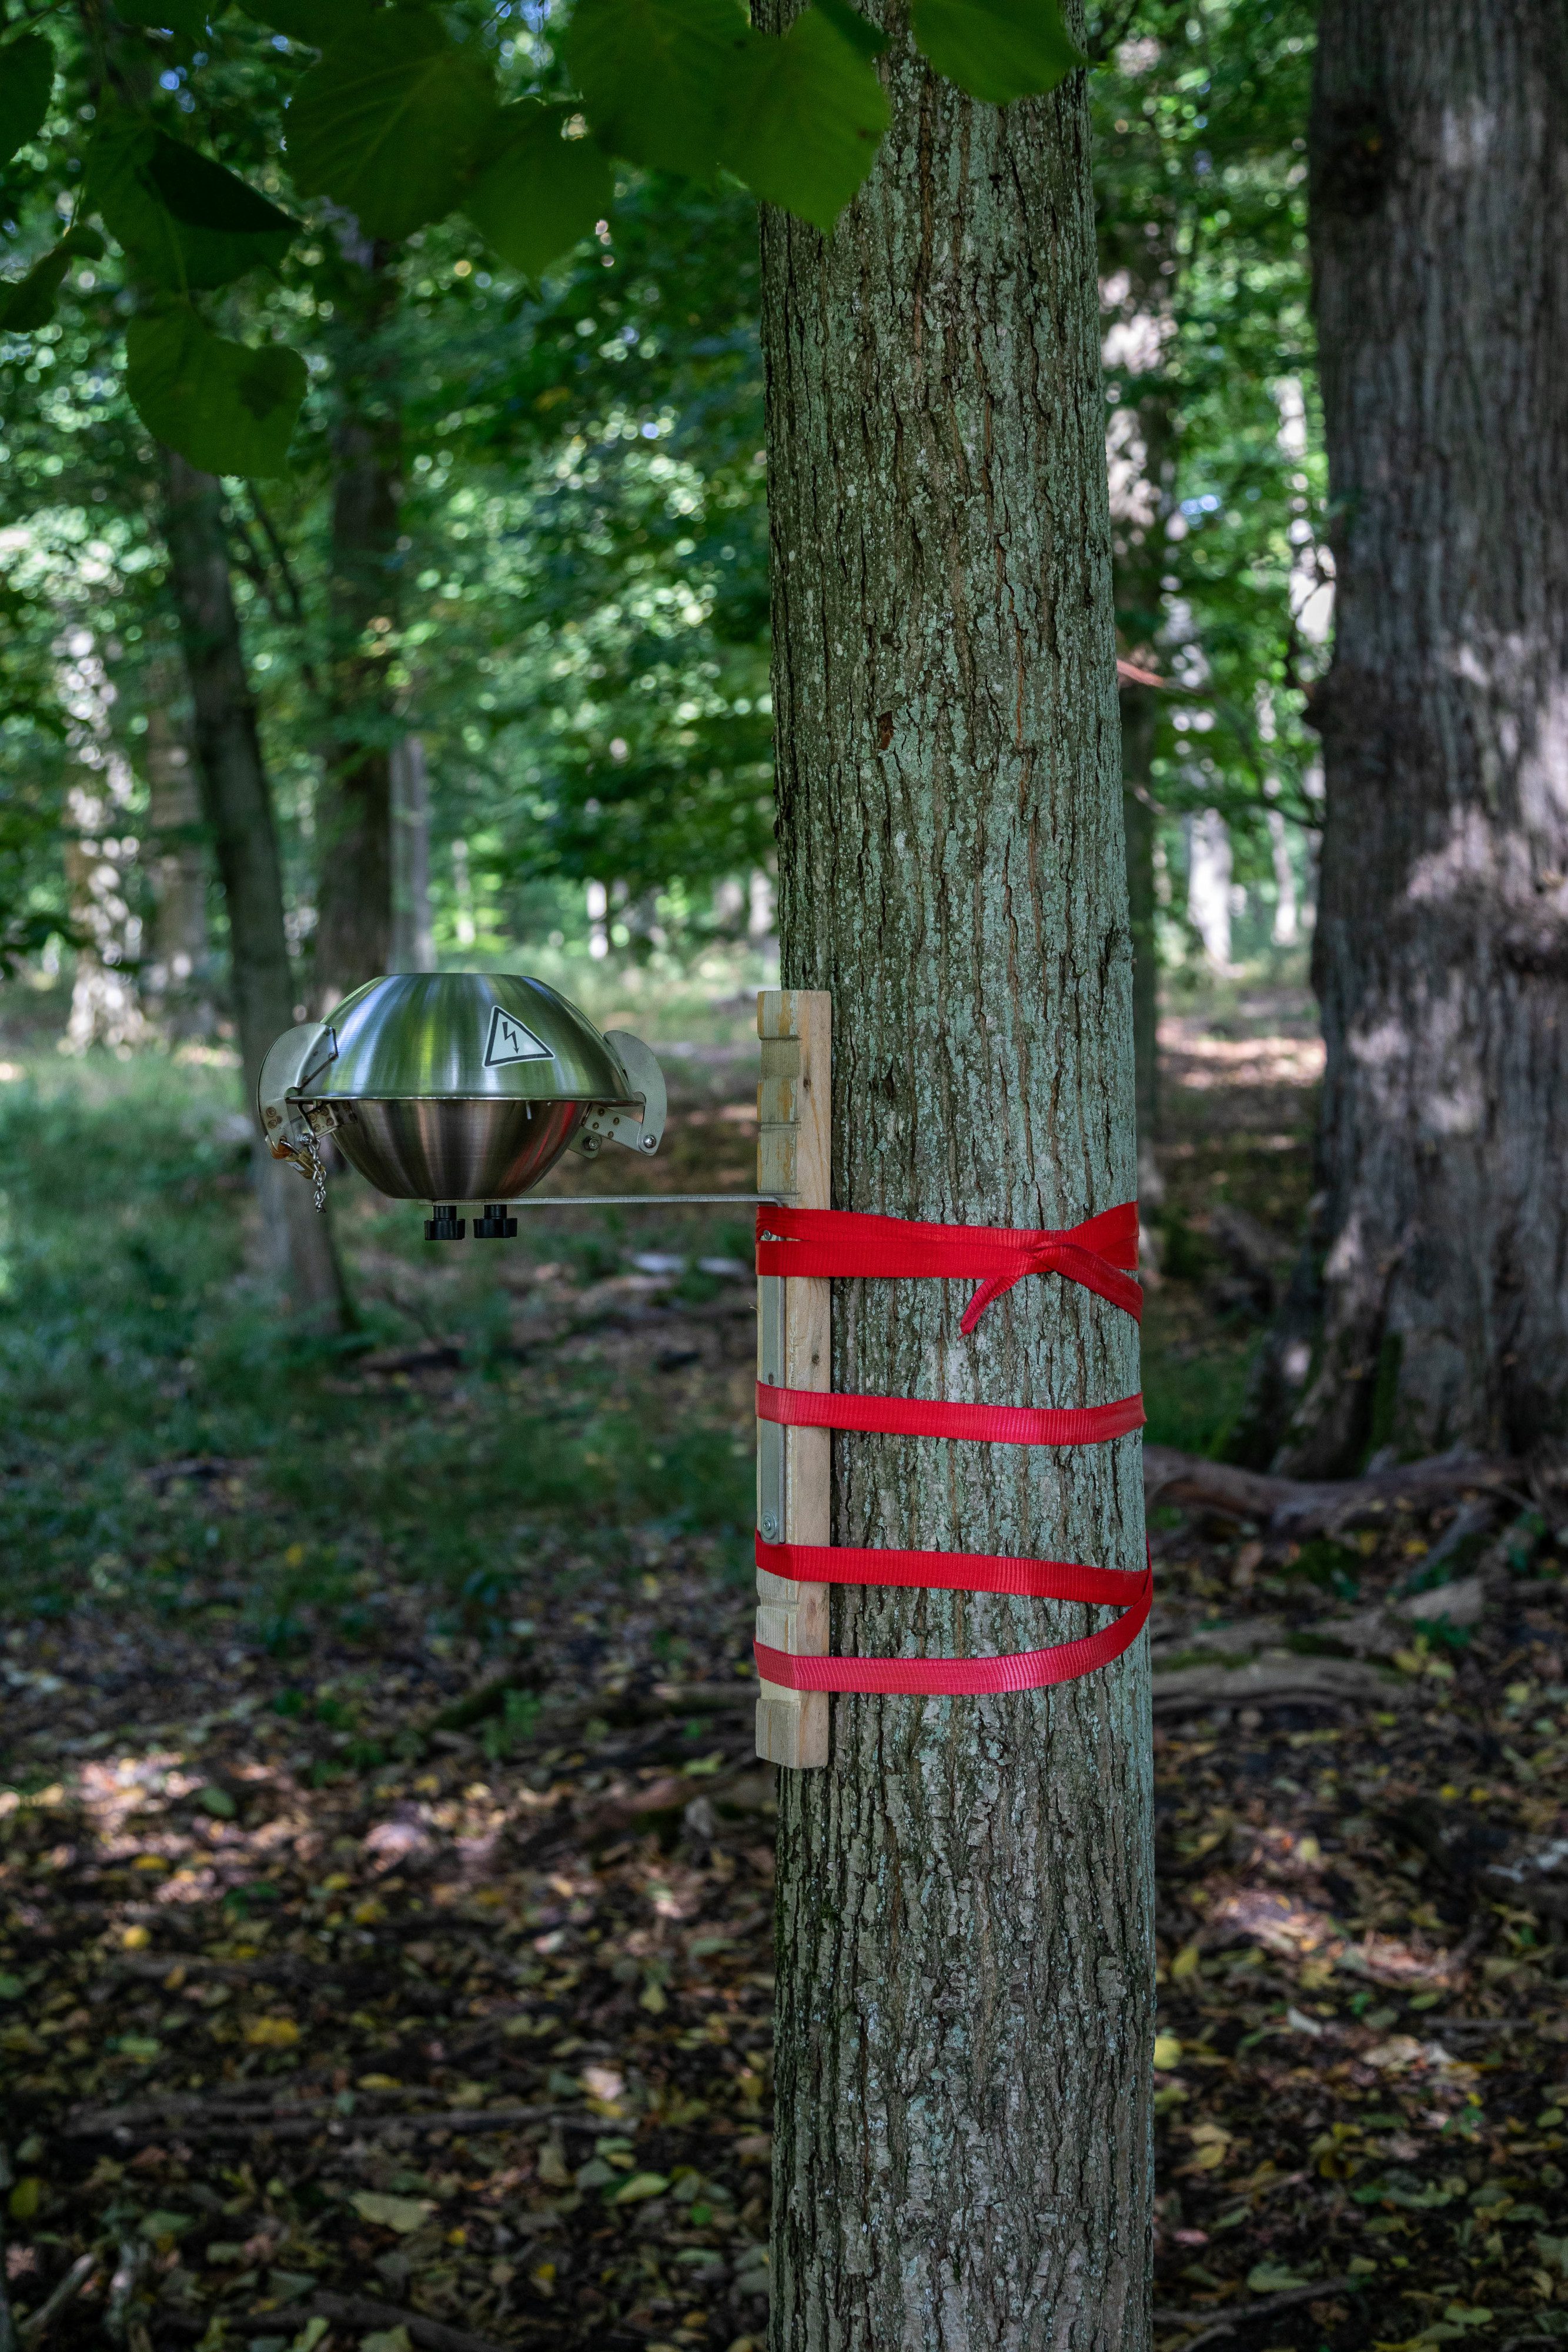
754,988,831,1770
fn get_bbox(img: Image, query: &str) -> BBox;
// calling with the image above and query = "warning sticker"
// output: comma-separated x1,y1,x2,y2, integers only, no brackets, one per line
483,1004,552,1067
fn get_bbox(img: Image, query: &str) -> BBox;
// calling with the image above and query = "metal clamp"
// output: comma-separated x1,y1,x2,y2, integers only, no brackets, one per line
570,1030,668,1160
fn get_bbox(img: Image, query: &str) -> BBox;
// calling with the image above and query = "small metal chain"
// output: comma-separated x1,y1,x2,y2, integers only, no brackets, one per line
286,1133,327,1212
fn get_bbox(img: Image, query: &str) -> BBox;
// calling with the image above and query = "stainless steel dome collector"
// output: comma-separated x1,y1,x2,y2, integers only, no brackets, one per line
258,973,666,1210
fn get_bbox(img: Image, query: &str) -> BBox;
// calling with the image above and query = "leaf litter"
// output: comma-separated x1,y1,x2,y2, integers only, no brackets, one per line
1,1014,1566,2350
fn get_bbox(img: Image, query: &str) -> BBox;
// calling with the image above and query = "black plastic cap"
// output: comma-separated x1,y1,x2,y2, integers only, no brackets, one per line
474,1203,518,1239
424,1205,466,1241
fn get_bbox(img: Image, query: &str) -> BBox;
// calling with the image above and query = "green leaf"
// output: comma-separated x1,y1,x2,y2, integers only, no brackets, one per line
126,305,306,476
811,0,888,60
0,229,103,334
910,0,1086,103
234,0,375,42
564,0,756,179
116,0,211,41
86,112,297,290
609,2170,670,2204
1246,2261,1312,2293
349,2191,434,2233
0,31,54,165
465,103,613,280
286,8,498,240
721,6,888,230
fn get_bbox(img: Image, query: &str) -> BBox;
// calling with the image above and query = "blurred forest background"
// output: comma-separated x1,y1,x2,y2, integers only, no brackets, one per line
4,7,1566,2352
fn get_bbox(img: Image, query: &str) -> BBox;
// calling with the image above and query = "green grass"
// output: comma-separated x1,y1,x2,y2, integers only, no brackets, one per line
0,1050,753,1638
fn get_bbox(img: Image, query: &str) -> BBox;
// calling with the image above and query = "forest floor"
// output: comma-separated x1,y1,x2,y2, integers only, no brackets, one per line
0,981,1565,2352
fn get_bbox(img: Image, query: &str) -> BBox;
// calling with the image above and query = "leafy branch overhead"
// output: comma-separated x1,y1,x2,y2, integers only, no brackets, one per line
0,0,1085,475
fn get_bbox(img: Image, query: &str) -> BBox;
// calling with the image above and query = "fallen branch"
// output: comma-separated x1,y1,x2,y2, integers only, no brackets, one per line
1153,2272,1359,2348
1144,1445,1522,1538
16,2252,97,2344
279,2290,545,2351
1152,1655,1416,1716
65,2093,596,2144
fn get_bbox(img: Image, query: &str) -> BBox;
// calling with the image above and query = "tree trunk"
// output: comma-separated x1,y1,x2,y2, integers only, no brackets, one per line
162,452,350,1328
1283,0,1568,1472
390,731,434,972
759,16,1152,2349
56,633,150,1054
313,231,401,1004
142,681,213,1038
1121,689,1161,1204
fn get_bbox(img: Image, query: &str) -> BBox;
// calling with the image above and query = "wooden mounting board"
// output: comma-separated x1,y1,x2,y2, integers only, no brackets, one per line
754,988,831,1770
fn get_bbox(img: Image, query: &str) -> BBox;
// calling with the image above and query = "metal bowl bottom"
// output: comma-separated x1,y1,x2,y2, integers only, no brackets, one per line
323,1097,585,1201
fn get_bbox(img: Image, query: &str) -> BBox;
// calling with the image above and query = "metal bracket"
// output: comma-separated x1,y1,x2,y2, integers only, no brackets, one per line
258,1024,336,1155
569,1030,667,1159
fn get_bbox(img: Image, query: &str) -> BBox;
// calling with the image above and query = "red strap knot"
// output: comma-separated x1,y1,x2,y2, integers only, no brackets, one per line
754,1201,1142,1328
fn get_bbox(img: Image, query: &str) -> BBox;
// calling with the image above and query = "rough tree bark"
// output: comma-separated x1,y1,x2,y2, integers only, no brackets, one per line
313,230,402,1005
1281,0,1568,1472
162,453,349,1327
759,15,1153,2348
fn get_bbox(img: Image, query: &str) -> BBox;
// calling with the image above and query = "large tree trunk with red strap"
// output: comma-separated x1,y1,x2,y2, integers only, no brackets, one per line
1276,0,1568,1473
757,10,1152,2345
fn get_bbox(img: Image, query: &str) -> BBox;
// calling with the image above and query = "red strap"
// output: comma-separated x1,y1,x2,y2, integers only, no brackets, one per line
754,1555,1152,1695
755,1202,1142,1329
752,1199,1148,1700
758,1380,1145,1448
758,1534,1142,1601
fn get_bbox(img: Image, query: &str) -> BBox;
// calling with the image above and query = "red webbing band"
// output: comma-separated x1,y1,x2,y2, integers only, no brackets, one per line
752,1199,1148,1700
757,1380,1145,1448
755,1202,1142,1329
753,1555,1152,1695
757,1534,1143,1602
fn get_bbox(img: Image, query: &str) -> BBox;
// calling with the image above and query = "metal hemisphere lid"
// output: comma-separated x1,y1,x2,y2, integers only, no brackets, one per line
309,972,634,1105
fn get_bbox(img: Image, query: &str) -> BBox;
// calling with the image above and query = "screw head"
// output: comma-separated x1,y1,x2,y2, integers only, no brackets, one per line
761,1512,779,1539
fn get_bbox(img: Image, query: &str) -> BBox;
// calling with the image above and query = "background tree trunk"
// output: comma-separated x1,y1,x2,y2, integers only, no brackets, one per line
1282,0,1568,1472
759,15,1152,2348
390,731,435,972
313,230,401,1004
1121,690,1161,1204
142,681,213,1039
162,452,350,1328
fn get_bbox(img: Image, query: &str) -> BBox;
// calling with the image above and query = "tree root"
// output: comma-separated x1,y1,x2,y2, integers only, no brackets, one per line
1143,1444,1526,1537
1153,2273,1362,2348
1151,1655,1415,1716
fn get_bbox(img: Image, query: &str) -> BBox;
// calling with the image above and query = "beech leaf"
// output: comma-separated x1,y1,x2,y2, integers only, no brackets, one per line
286,8,499,241
564,0,756,180
0,229,104,335
126,306,306,477
0,31,53,166
720,6,889,232
910,0,1086,104
811,0,888,60
86,113,296,290
233,0,373,39
115,0,211,41
465,104,614,280
350,2190,435,2233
